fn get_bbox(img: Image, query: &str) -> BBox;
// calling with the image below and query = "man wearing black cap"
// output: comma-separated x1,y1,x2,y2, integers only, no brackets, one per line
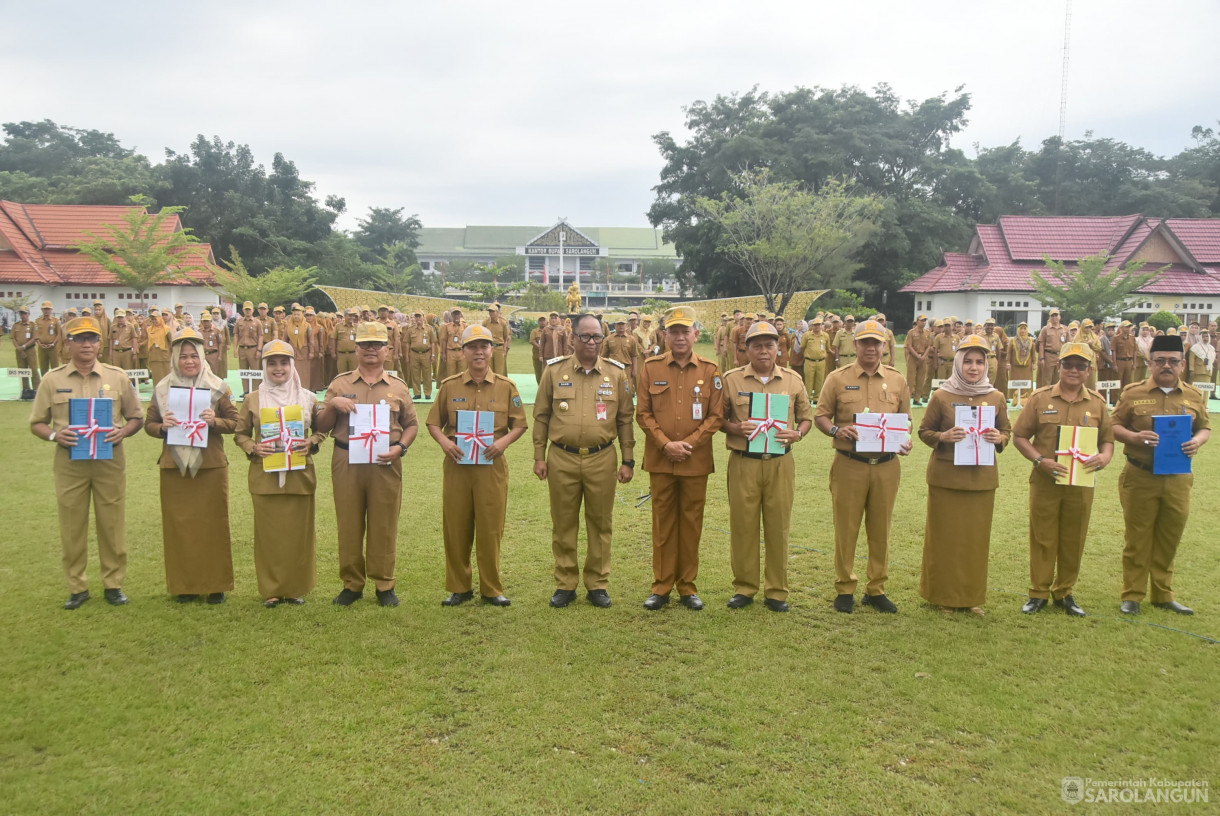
1111,334,1210,616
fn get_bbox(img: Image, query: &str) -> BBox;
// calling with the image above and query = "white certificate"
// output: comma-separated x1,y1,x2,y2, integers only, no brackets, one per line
953,404,996,466
166,386,210,448
349,403,391,464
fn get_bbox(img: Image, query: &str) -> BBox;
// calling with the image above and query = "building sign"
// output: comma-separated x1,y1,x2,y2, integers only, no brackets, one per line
523,246,601,256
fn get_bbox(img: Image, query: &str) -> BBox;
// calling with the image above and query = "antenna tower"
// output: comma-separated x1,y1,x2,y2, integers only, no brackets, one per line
1058,0,1072,140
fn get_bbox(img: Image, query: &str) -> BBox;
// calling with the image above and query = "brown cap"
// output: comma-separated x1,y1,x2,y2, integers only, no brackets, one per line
745,321,780,341
171,327,204,345
854,320,887,342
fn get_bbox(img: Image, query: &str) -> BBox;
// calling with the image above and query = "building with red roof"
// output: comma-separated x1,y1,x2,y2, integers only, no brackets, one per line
0,200,224,322
901,215,1220,330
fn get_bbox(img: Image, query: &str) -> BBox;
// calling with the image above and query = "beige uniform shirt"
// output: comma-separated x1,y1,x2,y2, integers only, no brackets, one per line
323,370,417,445
815,362,911,452
30,363,143,430
722,365,813,452
533,355,634,459
427,370,527,439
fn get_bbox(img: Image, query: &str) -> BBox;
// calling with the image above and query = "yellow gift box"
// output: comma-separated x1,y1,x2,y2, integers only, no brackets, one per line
260,404,307,473
1054,425,1097,487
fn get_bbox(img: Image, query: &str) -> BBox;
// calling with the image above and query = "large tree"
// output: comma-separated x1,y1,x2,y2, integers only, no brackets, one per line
212,247,316,308
353,207,421,264
1029,252,1163,323
692,169,880,313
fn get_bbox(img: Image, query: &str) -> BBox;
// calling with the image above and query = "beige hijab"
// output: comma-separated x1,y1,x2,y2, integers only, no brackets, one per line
258,350,316,487
154,338,229,477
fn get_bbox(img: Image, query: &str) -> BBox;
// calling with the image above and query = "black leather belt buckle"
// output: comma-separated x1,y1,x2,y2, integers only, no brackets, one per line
1125,455,1154,472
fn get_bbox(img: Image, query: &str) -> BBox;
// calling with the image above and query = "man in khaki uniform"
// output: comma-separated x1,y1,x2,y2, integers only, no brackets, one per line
729,313,750,367
316,321,418,607
600,317,640,383
636,305,725,611
333,308,359,375
30,316,144,609
534,314,635,608
721,322,813,612
482,303,512,376
403,309,435,399
714,313,732,373
814,320,912,614
1111,335,1210,616
1011,342,1114,617
932,320,958,380
305,306,327,388
91,299,110,363
799,319,829,402
34,301,61,376
905,314,931,405
528,316,547,383
234,301,263,394
255,302,277,345
1038,308,1069,386
439,307,468,380
427,325,528,606
108,309,136,373
56,308,77,365
1113,320,1137,387
199,312,225,376
831,315,857,370
11,306,39,396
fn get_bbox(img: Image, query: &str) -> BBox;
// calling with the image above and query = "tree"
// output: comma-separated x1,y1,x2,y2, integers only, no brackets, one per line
1146,310,1181,333
1029,252,1163,323
73,195,208,308
353,207,421,262
692,169,881,314
212,247,316,309
455,280,527,304
374,243,421,295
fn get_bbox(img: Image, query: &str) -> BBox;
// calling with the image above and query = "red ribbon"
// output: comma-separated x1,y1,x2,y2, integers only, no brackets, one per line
1055,426,1092,483
747,393,788,453
456,410,494,462
964,410,995,466
855,413,909,451
68,400,111,458
276,409,305,469
178,388,208,446
350,404,385,463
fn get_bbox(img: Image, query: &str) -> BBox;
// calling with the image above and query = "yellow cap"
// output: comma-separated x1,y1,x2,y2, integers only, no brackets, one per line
292,303,303,312
875,313,886,321
917,313,927,320
345,307,359,316
64,316,102,337
1081,318,1094,328
354,322,389,343
854,320,887,341
844,314,856,322
243,301,254,310
17,305,29,313
305,306,316,315
488,302,501,311
984,317,996,324
81,307,92,316
172,327,204,345
274,305,285,313
260,339,294,360
175,302,183,309
462,324,496,346
258,302,268,309
1049,307,1061,315
65,308,78,316
1120,320,1132,327
200,312,212,322
41,300,53,308
663,305,696,327
745,321,780,341
958,334,990,352
1059,341,1094,362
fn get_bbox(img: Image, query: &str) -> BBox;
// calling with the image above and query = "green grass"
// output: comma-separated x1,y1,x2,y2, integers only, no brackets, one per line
2,343,1216,814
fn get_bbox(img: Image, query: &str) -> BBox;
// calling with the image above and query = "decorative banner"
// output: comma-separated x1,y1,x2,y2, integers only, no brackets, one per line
456,409,494,465
747,392,789,454
69,397,114,460
855,412,910,453
1152,415,1192,475
166,386,210,448
349,403,389,464
953,404,996,466
6,368,32,377
125,369,150,379
261,404,306,473
238,369,264,379
1054,425,1097,487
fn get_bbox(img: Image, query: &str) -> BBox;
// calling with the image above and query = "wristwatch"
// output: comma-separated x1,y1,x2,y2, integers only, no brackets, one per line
395,441,408,454
621,460,635,468
828,425,840,438
48,430,57,443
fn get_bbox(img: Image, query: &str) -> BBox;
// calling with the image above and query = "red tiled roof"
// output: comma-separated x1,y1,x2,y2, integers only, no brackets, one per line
902,214,1220,296
0,200,216,286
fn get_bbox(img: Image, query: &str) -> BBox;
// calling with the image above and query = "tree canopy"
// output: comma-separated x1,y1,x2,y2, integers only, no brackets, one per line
1029,253,1163,323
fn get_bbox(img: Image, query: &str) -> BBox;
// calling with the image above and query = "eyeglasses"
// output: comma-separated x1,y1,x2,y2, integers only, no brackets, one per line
576,333,605,344
1150,358,1182,367
356,342,385,350
1059,360,1090,371
70,334,101,343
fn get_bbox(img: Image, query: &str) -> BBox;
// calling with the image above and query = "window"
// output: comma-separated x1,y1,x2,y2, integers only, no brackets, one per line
579,257,594,272
419,261,431,270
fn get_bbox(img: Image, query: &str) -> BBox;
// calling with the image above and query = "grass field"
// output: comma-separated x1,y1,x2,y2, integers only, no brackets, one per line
2,342,1217,814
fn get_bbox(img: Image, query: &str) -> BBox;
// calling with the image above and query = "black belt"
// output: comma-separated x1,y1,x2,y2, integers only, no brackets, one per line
1118,357,1133,361
552,441,613,456
1125,455,1155,473
114,347,132,352
733,449,789,460
239,345,257,349
837,449,896,465
1045,350,1059,355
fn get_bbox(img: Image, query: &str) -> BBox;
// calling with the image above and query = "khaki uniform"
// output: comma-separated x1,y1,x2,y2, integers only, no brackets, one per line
815,362,911,596
529,326,545,383
146,323,172,384
482,317,511,375
714,323,731,373
11,318,39,390
439,322,467,380
1038,323,1069,386
307,319,327,388
729,324,749,367
427,371,527,597
1010,383,1114,600
1112,379,1210,603
905,326,932,401
722,365,813,601
541,325,570,361
30,363,143,593
600,333,639,373
800,330,829,401
324,370,417,593
832,328,857,370
933,332,957,380
1113,332,1137,387
334,322,358,375
234,316,263,391
917,388,1012,607
402,324,435,397
1007,334,1036,393
108,322,136,371
94,309,111,364
533,355,635,592
284,316,312,389
200,324,226,377
34,314,61,374
635,352,725,596
633,327,653,357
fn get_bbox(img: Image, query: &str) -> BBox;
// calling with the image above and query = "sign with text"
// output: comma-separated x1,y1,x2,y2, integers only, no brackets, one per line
238,370,263,379
1097,380,1121,392
1007,380,1033,390
125,369,149,379
6,368,32,377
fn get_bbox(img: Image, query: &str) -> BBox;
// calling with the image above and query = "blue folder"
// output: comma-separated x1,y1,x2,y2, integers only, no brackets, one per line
1152,415,1192,475
69,398,114,460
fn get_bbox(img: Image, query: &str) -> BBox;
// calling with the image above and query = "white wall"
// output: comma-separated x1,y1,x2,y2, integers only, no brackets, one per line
11,284,225,319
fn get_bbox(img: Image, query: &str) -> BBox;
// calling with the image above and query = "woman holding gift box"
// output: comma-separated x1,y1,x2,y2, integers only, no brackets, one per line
234,340,328,607
917,336,1012,616
145,327,240,604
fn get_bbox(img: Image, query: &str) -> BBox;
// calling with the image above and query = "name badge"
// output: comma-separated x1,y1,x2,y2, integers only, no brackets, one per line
693,402,703,420
558,382,574,388
596,403,608,421
845,385,860,390
653,380,667,386
451,397,467,403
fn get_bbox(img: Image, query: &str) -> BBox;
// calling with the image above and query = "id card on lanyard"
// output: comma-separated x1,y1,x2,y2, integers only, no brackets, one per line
692,384,703,420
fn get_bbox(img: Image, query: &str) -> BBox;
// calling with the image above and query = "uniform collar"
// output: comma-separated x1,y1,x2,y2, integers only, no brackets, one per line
1048,381,1090,403
665,351,702,369
849,361,883,378
346,368,392,386
462,369,499,386
743,365,783,382
571,356,604,374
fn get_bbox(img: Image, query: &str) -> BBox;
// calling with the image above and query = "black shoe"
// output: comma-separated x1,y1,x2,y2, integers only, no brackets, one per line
1120,600,1140,615
643,593,670,610
282,597,305,606
263,598,282,608
861,593,898,613
376,588,400,607
764,598,790,613
587,589,612,608
550,589,578,608
176,594,199,603
1054,595,1086,617
104,588,128,606
834,594,854,613
679,594,704,611
1152,600,1194,615
726,593,754,609
442,591,473,606
1021,597,1048,614
333,588,363,606
206,592,226,605
64,590,91,610
482,594,511,607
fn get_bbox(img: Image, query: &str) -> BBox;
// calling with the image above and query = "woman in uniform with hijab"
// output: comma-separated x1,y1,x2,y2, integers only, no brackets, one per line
145,327,239,604
917,335,1012,616
233,340,327,607
1007,322,1036,396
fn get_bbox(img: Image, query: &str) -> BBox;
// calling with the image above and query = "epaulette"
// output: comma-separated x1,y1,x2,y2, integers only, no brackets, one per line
547,355,569,366
439,372,464,385
387,371,407,384
48,363,68,374
726,365,747,375
1181,380,1205,397
644,354,665,363
604,357,625,369
1029,384,1054,396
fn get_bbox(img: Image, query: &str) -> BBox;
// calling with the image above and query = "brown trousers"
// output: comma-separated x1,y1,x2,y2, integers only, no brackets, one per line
1119,465,1192,603
238,346,261,392
804,360,826,401
54,446,127,593
491,348,507,376
408,354,433,397
727,452,794,601
337,351,357,375
15,344,39,390
1028,472,1093,599
830,453,900,596
331,450,402,593
648,471,708,596
547,446,616,591
442,455,508,596
533,356,544,384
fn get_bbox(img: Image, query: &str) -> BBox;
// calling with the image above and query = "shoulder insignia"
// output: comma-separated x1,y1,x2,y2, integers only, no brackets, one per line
547,355,569,366
605,357,625,369
439,372,464,385
713,375,722,390
512,395,522,407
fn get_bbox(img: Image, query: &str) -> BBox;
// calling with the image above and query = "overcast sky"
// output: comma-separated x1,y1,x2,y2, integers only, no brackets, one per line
5,0,1218,231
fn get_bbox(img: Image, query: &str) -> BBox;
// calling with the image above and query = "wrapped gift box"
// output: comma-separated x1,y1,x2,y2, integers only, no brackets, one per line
854,412,910,453
456,409,495,465
260,404,307,473
747,392,789,455
349,403,390,464
953,404,997,466
166,386,210,448
1055,425,1098,487
69,397,113,460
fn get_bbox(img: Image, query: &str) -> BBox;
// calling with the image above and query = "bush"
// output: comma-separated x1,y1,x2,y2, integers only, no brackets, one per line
1146,310,1182,333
